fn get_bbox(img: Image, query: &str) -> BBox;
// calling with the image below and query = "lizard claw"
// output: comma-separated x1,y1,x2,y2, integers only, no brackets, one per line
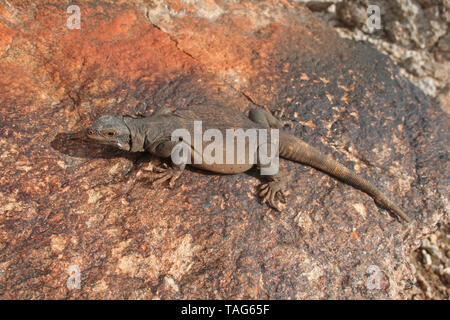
258,180,287,212
153,163,169,173
276,189,287,203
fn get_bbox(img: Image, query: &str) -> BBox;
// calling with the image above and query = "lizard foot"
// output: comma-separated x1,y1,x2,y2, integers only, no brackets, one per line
258,180,287,211
151,163,182,188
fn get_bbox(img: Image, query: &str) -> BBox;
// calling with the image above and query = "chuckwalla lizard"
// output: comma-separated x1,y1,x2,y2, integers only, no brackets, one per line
87,105,410,222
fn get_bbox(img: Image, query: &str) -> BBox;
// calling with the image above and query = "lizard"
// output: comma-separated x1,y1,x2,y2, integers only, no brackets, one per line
86,104,411,222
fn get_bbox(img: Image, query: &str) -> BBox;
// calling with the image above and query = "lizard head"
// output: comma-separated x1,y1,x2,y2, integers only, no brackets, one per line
87,116,131,151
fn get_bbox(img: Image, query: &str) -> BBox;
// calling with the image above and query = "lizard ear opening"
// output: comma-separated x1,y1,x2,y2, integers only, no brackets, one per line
106,131,117,137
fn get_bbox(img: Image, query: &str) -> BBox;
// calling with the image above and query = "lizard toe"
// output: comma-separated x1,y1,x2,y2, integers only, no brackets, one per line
168,172,181,188
152,172,166,178
276,190,287,203
261,190,271,203
152,175,171,186
258,186,270,198
153,163,169,173
259,183,269,191
268,195,281,212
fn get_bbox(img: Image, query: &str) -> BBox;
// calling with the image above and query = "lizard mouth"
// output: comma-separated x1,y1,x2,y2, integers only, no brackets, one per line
117,140,131,151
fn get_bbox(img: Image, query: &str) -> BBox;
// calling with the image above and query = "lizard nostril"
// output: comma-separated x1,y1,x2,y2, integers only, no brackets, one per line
87,129,94,135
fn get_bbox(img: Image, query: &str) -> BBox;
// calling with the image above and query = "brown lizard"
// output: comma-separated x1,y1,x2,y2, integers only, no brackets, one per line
86,105,410,222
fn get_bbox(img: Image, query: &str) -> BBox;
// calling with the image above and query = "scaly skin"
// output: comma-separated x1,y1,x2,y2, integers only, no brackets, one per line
87,105,410,222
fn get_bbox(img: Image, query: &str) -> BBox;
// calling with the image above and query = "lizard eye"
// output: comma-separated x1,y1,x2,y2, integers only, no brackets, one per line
106,131,117,137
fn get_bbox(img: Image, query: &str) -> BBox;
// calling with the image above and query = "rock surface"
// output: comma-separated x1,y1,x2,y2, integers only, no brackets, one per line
300,0,450,299
299,0,449,113
0,0,448,299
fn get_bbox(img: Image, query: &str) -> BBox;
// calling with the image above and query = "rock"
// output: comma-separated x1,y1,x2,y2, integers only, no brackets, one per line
336,0,367,28
370,0,447,50
0,0,448,299
434,33,450,62
325,1,449,115
410,223,450,299
416,0,441,9
314,0,450,300
302,1,334,12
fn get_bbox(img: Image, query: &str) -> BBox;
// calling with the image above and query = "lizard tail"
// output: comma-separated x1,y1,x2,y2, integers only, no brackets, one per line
279,132,410,222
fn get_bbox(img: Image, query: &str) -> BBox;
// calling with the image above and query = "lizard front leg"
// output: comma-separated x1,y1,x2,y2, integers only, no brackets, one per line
149,140,185,187
151,162,185,187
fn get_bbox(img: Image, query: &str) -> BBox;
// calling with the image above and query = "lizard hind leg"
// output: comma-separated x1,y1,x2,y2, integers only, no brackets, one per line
258,172,288,211
250,109,289,211
248,109,284,129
